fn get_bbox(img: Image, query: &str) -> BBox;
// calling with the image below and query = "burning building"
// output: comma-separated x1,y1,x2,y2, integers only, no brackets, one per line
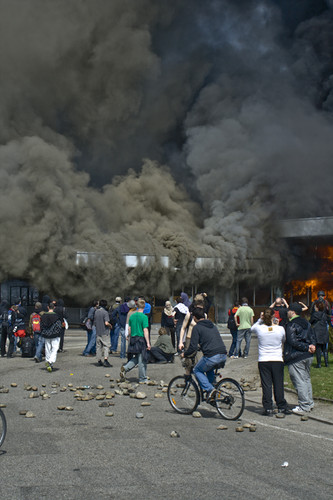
1,2,333,318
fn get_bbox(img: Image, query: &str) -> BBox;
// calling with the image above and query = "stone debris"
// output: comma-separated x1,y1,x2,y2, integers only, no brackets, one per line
96,385,104,390
105,412,114,417
135,392,147,400
65,407,74,411
136,412,144,419
275,413,285,419
29,392,39,399
105,373,111,377
242,423,252,428
301,416,309,422
170,431,180,438
141,402,151,407
217,425,228,430
105,393,115,399
10,382,17,387
31,386,38,392
41,384,46,388
40,390,46,396
69,388,76,392
110,383,115,388
0,388,9,393
129,393,136,399
99,402,109,407
96,395,105,400
42,394,50,400
147,380,157,386
0,404,7,408
68,383,73,387
235,427,244,432
154,393,163,398
161,388,168,393
192,411,201,418
115,390,123,396
25,411,35,418
57,406,66,410
60,387,67,392
249,426,257,432
19,410,27,415
24,385,32,391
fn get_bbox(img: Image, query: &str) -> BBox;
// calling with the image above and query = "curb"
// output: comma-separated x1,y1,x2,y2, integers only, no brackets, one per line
244,396,333,426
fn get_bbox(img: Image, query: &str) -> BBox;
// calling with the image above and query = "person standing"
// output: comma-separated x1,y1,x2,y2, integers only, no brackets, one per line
310,301,330,368
251,309,290,416
161,300,176,348
173,295,189,354
0,300,10,357
29,302,42,353
41,302,63,372
54,298,68,353
269,297,289,327
109,297,122,354
227,301,240,358
94,300,112,368
284,302,316,415
82,300,98,357
234,297,254,358
120,298,151,383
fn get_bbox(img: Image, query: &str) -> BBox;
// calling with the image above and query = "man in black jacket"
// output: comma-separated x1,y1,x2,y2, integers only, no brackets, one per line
183,308,227,401
284,302,316,415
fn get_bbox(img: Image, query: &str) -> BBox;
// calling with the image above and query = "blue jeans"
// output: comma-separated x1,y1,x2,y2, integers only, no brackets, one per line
119,327,126,358
228,329,238,356
123,353,147,382
193,353,227,393
235,329,251,357
83,327,96,355
110,324,120,352
35,336,45,361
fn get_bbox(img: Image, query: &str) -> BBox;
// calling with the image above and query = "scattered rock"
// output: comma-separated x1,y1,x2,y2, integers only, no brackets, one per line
25,411,35,418
57,406,66,410
105,412,114,417
170,431,180,438
217,425,228,430
19,410,27,415
249,426,257,432
65,407,74,411
141,402,151,407
96,395,105,400
31,386,38,391
154,393,163,399
29,392,38,399
0,404,7,408
192,411,201,418
235,427,244,432
96,385,104,390
115,390,123,396
276,413,285,419
41,384,46,388
147,380,157,386
105,373,111,377
24,385,32,391
105,393,115,399
301,415,309,422
243,386,251,392
119,382,130,390
68,383,73,387
69,388,76,392
10,382,17,387
0,388,9,393
129,393,136,399
135,392,147,400
242,423,252,428
110,383,115,388
136,412,144,419
161,387,168,393
60,387,67,392
42,394,50,400
99,402,109,407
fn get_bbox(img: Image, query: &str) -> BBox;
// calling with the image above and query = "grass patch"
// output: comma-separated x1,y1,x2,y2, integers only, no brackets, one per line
284,358,333,400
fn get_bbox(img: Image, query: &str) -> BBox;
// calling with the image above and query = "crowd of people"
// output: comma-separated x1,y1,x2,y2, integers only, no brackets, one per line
227,292,331,416
0,290,330,417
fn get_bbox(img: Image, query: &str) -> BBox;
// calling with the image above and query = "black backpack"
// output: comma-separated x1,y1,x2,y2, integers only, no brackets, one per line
21,336,36,358
227,309,237,331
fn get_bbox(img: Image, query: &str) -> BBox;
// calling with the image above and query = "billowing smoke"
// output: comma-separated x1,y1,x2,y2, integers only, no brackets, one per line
0,0,333,302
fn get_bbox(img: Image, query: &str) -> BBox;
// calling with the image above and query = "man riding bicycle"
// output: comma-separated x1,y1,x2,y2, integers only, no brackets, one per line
182,307,227,402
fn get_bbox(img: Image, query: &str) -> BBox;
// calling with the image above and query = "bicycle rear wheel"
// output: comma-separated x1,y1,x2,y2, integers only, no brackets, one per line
167,376,200,414
215,378,245,420
0,408,7,447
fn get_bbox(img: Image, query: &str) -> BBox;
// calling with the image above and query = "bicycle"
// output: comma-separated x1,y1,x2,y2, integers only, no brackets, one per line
0,407,7,447
167,361,245,420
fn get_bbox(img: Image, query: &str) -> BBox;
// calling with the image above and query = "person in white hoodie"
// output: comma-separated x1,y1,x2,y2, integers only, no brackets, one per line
251,309,290,417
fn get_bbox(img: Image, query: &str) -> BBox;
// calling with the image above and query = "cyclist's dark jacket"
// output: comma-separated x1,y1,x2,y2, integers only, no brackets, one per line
184,319,226,358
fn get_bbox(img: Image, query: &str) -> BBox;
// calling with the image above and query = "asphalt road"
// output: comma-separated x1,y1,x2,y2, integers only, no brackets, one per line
0,328,332,500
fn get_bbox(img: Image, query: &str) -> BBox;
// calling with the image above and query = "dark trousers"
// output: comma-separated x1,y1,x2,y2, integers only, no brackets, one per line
148,347,173,363
258,361,287,411
165,327,176,348
0,325,10,356
59,327,65,351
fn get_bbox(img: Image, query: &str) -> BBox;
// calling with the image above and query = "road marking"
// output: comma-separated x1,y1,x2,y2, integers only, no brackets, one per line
253,420,333,442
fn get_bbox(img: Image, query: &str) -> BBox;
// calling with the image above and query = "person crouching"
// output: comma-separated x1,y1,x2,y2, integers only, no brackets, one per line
148,327,175,364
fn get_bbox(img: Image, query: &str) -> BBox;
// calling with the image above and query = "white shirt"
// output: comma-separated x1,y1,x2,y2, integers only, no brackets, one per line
251,320,285,362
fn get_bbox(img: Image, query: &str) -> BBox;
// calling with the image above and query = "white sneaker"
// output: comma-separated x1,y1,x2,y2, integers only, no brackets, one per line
292,406,305,415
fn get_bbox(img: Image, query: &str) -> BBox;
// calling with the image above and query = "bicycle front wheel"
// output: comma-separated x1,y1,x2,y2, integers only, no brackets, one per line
167,376,200,414
215,378,245,420
0,408,7,447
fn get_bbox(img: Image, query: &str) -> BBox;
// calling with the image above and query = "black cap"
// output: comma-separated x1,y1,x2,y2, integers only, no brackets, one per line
318,291,325,297
288,302,302,315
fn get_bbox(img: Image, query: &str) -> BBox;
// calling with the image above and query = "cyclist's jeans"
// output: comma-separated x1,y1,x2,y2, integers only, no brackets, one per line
194,353,227,393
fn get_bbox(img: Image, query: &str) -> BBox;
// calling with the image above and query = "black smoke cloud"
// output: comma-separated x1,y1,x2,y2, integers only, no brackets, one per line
0,0,332,302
